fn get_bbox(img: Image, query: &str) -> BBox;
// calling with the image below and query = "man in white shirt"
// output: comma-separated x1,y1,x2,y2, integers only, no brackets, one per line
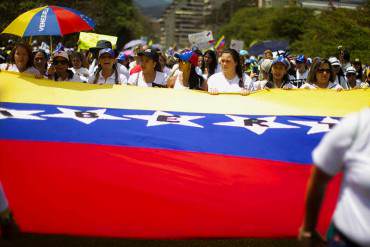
300,108,370,247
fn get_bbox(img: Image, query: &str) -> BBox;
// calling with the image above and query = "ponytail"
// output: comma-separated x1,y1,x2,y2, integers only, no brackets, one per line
93,65,102,84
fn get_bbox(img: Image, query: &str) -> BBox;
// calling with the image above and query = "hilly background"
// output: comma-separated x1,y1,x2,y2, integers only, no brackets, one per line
133,0,173,18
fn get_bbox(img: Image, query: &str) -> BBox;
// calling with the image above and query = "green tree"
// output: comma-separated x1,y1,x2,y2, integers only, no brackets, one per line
217,2,370,64
291,8,370,63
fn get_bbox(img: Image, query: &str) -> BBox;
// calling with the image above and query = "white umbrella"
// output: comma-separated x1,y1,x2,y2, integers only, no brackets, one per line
123,39,146,50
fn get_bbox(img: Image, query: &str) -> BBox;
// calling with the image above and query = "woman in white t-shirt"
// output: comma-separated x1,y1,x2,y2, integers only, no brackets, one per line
300,58,343,91
299,108,370,247
207,48,252,95
167,50,205,90
127,49,166,87
0,42,39,75
88,48,127,85
48,51,83,82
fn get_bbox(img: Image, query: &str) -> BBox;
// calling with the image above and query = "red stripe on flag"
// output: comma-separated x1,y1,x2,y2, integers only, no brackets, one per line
0,140,340,238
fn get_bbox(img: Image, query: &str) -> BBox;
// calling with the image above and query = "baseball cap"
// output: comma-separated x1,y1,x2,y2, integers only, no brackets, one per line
345,66,356,75
89,40,112,52
53,51,69,61
239,50,248,56
272,56,289,67
296,54,306,63
245,58,252,64
98,48,115,58
175,50,198,67
117,52,126,62
260,59,273,73
328,57,341,66
138,49,159,62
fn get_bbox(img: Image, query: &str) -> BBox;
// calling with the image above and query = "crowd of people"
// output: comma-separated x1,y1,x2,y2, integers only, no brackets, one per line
0,40,369,94
0,39,369,245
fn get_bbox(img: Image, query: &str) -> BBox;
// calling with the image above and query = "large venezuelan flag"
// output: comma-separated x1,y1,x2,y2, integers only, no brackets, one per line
0,71,369,239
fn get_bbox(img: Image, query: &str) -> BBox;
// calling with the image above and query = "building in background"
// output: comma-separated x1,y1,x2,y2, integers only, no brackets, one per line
258,0,366,9
257,0,289,7
298,0,367,10
160,0,227,48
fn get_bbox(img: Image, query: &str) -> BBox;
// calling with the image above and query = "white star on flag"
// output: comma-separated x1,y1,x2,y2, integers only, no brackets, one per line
124,111,205,128
42,107,128,124
289,116,339,135
213,115,298,135
0,107,45,120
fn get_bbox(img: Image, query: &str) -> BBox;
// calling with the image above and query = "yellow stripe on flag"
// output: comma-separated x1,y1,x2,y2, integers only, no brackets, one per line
2,6,46,37
0,72,369,117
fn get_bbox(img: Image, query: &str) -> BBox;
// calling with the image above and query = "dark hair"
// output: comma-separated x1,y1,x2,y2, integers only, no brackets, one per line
33,49,48,71
9,42,33,69
342,49,350,62
188,65,204,90
154,58,162,72
266,63,290,88
69,51,84,63
306,58,335,84
93,63,119,84
221,48,244,88
203,50,217,77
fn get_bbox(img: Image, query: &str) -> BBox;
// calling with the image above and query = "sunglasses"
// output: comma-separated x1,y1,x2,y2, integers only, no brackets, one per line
34,57,45,62
346,73,356,77
317,68,331,74
53,60,68,66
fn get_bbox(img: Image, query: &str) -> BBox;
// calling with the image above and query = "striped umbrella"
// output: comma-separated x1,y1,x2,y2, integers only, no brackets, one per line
2,5,95,37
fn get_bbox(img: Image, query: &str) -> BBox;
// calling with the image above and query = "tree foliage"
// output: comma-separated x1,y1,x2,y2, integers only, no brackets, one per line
218,1,370,63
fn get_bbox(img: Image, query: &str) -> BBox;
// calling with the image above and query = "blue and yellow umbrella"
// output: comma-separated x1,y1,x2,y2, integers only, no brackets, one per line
2,5,95,37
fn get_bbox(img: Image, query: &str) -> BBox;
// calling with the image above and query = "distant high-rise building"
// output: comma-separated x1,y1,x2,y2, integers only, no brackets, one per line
298,0,366,10
258,0,367,9
258,0,290,7
160,0,227,48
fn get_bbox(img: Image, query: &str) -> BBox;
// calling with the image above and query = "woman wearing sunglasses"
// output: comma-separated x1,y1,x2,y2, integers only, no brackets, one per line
48,51,83,82
301,58,343,90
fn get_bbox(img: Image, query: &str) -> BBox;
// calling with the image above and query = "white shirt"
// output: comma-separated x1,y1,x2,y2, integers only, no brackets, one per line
0,63,39,75
127,71,166,87
346,79,363,89
88,59,97,75
296,70,308,80
172,70,188,90
117,63,129,80
53,72,84,83
300,82,343,90
162,66,171,80
71,67,89,82
88,70,127,84
313,108,370,246
334,75,348,89
207,72,252,93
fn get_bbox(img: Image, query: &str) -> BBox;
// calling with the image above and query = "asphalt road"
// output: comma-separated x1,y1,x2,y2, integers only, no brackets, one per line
1,234,301,247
